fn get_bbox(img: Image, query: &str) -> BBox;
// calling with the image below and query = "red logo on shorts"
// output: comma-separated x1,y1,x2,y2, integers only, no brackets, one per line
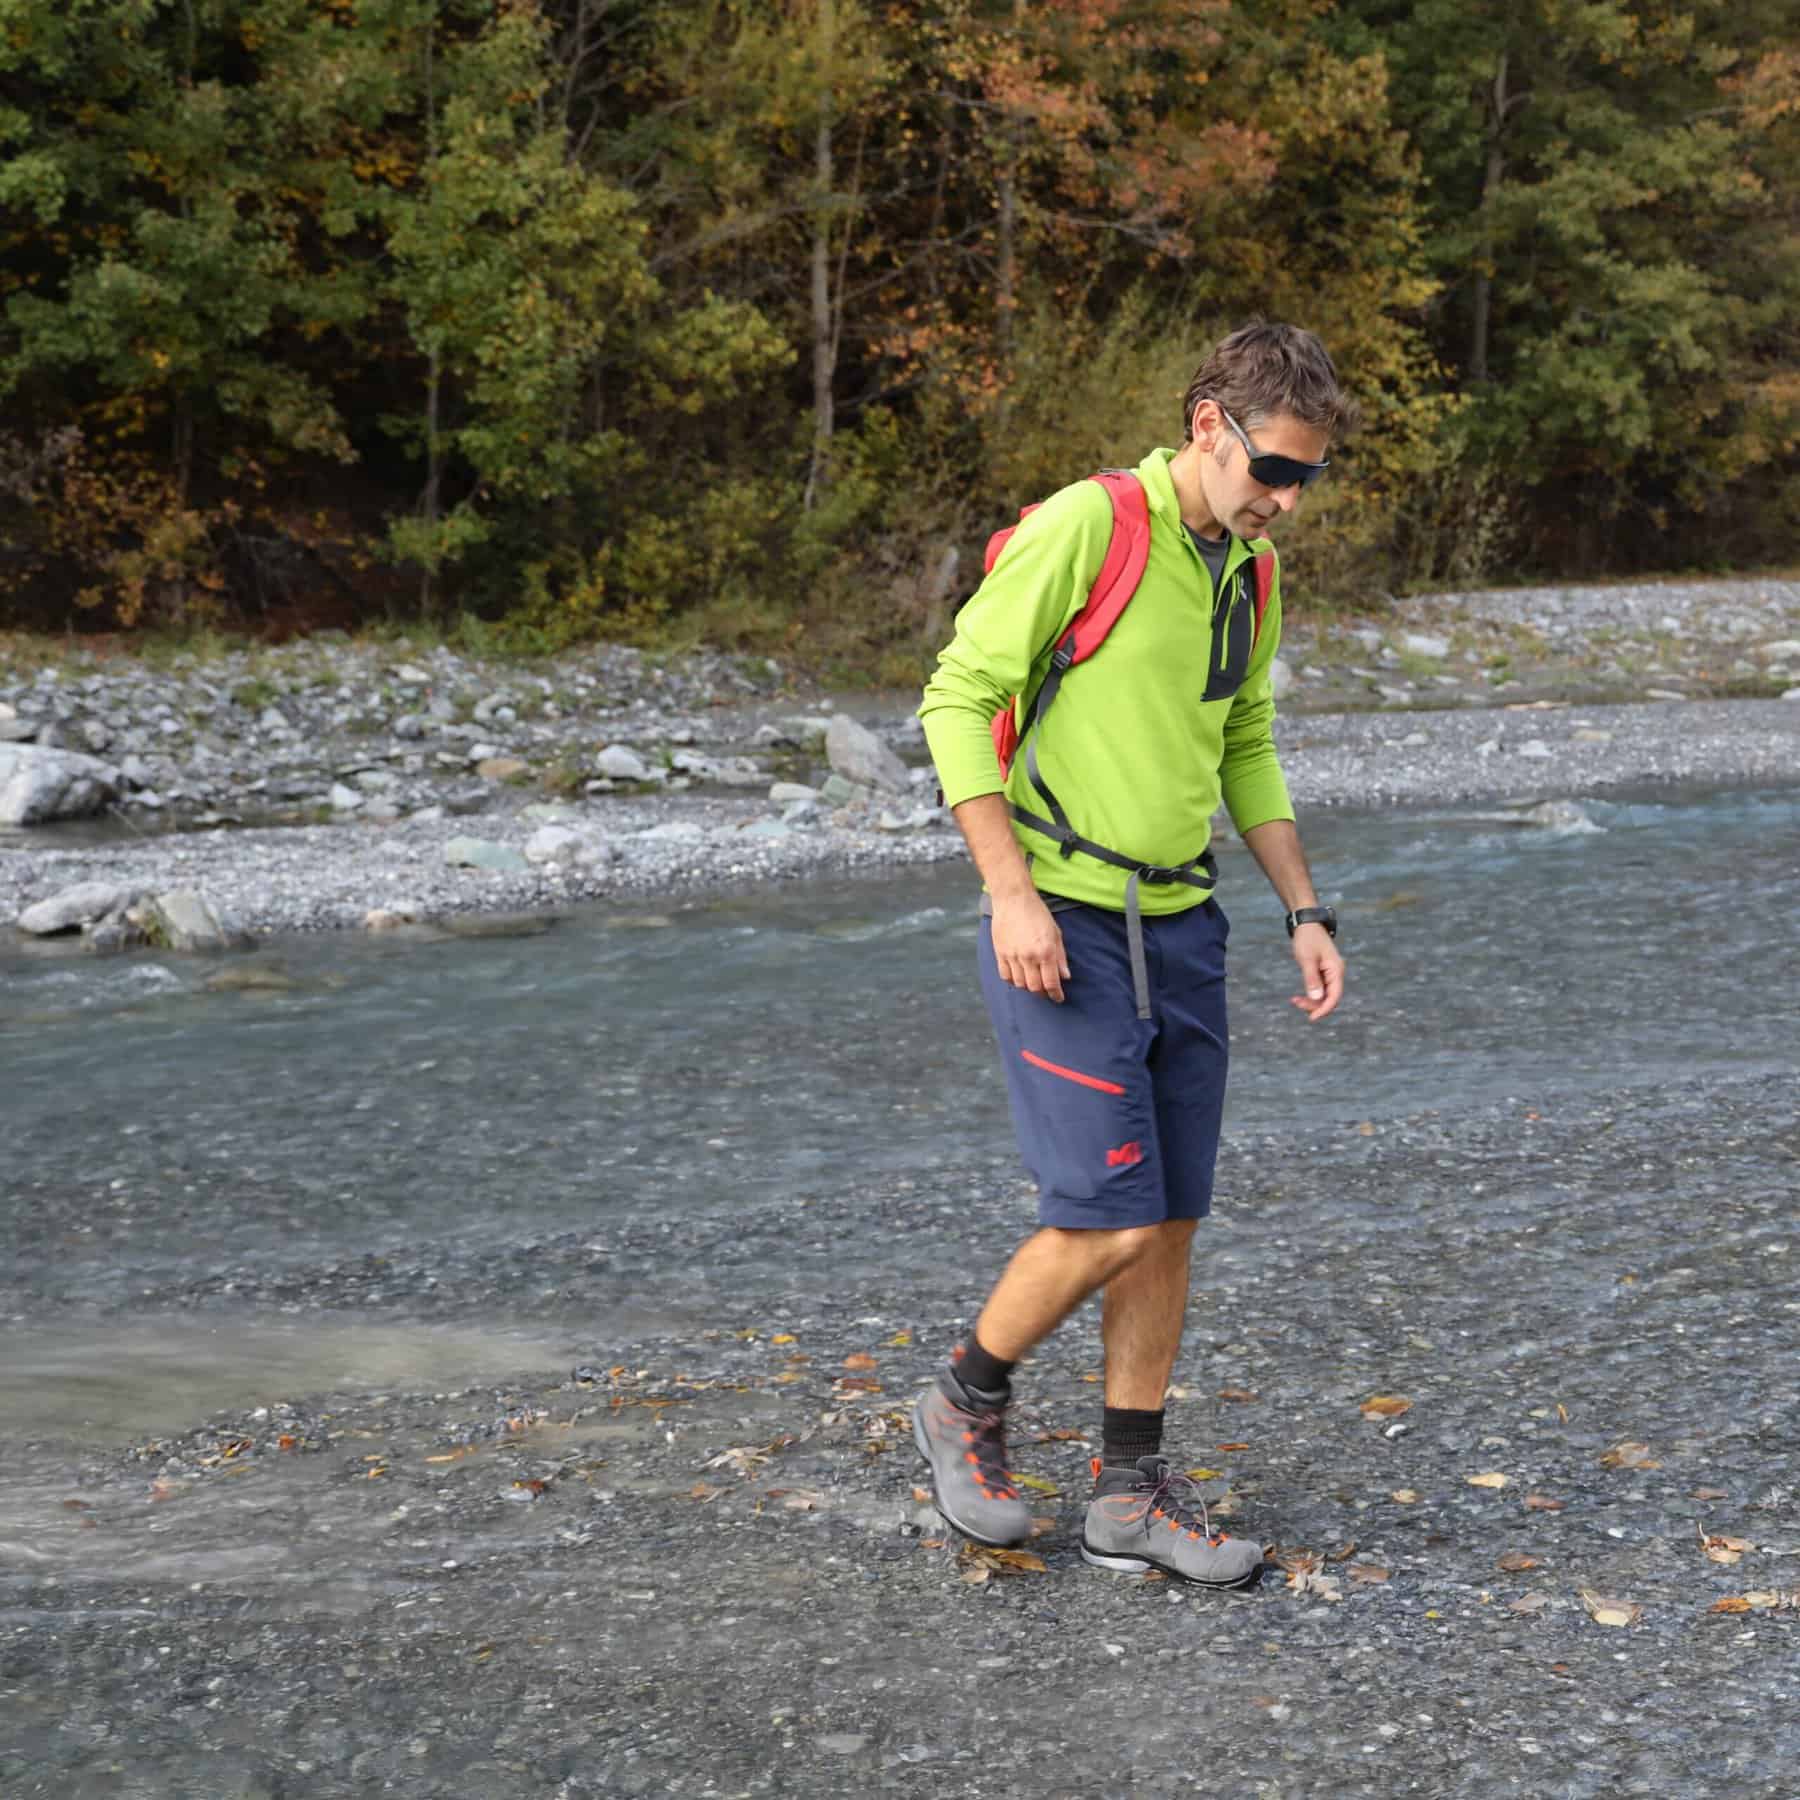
1105,1141,1144,1168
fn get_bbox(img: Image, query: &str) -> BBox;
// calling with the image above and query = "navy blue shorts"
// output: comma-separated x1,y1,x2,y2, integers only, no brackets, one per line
978,899,1230,1229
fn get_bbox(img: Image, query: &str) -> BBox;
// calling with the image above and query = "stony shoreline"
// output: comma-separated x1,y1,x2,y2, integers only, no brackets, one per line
3,574,1798,943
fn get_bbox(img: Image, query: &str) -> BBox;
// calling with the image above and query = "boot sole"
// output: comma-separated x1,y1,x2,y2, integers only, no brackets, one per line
912,1401,1030,1550
1079,1540,1264,1590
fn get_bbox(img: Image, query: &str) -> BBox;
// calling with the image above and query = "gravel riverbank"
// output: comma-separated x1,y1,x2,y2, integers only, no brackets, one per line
4,575,1798,941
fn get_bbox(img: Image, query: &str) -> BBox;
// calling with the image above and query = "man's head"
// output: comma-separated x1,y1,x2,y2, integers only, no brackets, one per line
1178,321,1360,539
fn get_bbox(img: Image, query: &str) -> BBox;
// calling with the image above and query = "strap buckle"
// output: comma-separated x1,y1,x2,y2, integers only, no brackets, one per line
1135,863,1181,884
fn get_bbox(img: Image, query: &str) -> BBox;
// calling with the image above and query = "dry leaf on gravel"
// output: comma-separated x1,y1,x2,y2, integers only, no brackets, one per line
1709,1591,1800,1615
841,1353,879,1371
782,1489,824,1511
688,1482,721,1502
1014,1474,1060,1496
959,1544,1047,1580
1467,1472,1509,1489
1218,1388,1259,1403
1286,1569,1344,1602
1698,1527,1755,1566
1029,1516,1058,1539
771,1334,796,1345
1579,1589,1643,1628
1034,1428,1087,1443
1523,1493,1566,1512
1348,1564,1391,1585
1361,1395,1413,1420
1391,1489,1420,1505
1325,1542,1357,1562
1598,1441,1659,1470
1691,1487,1730,1501
1497,1551,1540,1572
1509,1592,1552,1617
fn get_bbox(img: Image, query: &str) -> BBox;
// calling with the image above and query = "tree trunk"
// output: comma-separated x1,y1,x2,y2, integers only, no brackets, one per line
803,0,836,512
1470,51,1507,385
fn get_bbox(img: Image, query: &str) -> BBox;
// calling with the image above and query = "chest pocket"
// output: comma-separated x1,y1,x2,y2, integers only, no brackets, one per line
1200,564,1255,704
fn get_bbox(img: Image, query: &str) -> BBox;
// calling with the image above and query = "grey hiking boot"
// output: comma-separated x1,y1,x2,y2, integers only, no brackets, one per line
1081,1456,1264,1590
911,1366,1032,1548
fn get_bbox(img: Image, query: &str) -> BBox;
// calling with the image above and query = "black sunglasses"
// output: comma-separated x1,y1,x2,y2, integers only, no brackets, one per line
1216,404,1329,491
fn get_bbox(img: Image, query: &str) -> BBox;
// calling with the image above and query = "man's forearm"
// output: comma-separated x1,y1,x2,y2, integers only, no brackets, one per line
1240,818,1319,913
952,793,1037,901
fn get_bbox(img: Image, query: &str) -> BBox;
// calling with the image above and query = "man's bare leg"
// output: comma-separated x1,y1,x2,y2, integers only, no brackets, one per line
971,1224,1161,1363
1100,1218,1198,1408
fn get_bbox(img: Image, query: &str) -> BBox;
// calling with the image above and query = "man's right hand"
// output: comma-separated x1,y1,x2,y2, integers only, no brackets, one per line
991,891,1071,1003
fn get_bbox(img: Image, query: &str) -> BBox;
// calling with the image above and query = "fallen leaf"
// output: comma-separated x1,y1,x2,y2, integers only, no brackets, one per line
424,1447,477,1465
1034,1429,1087,1443
1497,1551,1540,1572
1014,1474,1060,1496
1509,1591,1551,1616
911,1485,931,1503
1356,1121,1375,1136
842,1353,879,1372
1361,1395,1413,1420
1467,1472,1509,1489
277,1434,298,1452
919,1537,946,1549
1081,1373,1102,1384
1286,1569,1343,1602
512,1478,548,1497
1391,1489,1421,1505
959,1543,1046,1578
886,1331,912,1347
1273,1546,1322,1575
1698,1528,1755,1567
782,1489,824,1511
771,1334,796,1345
1325,1541,1357,1562
1186,1467,1223,1482
1579,1589,1643,1628
1216,1442,1249,1453
1691,1487,1730,1502
1348,1564,1390,1584
1523,1493,1566,1512
984,1548,1048,1574
1218,1388,1259,1403
1556,1404,1569,1424
1598,1441,1658,1471
1028,1516,1058,1539
959,1565,991,1586
1710,1595,1754,1614
688,1482,721,1502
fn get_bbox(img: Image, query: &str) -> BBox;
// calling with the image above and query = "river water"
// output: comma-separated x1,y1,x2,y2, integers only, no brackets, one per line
1,784,1795,1433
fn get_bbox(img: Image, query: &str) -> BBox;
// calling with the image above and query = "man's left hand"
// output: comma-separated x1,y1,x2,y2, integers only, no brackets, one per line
1288,923,1344,1022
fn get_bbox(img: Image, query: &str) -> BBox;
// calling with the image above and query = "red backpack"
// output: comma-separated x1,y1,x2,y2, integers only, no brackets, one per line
984,469,1275,775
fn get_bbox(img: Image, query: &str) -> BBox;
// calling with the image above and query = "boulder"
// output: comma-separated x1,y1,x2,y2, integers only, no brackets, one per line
133,889,250,951
16,881,144,936
0,743,120,824
825,715,910,793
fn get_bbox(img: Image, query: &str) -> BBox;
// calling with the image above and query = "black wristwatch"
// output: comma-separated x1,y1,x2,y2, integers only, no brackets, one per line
1285,905,1337,939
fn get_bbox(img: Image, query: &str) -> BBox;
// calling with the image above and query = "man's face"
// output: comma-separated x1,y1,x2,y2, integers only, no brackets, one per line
1195,402,1330,537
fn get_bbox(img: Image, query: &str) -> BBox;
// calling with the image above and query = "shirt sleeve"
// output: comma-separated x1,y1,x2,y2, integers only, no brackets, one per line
1219,550,1296,834
918,480,1115,809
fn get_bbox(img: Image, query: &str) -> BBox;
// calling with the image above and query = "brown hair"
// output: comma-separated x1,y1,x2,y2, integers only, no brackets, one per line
1181,320,1361,443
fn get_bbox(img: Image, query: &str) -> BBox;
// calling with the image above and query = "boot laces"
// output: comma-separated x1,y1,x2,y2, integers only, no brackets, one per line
1140,1464,1218,1544
955,1395,1018,1502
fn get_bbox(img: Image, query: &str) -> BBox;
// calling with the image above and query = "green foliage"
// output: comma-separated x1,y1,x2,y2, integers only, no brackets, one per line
0,0,1793,651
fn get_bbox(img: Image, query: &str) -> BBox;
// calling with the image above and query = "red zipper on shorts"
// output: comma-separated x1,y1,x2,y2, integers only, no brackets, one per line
1019,1049,1125,1095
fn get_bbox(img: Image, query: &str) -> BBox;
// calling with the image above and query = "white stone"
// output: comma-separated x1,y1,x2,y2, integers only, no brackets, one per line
768,782,819,805
329,783,363,811
1400,632,1450,659
596,744,650,781
1757,638,1800,660
1515,739,1553,759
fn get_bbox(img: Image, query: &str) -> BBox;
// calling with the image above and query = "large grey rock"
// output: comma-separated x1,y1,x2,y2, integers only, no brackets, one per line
16,881,143,936
135,889,247,951
825,715,909,794
0,743,120,824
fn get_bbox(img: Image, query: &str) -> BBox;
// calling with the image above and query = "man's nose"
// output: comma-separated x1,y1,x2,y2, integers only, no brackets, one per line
1270,483,1302,513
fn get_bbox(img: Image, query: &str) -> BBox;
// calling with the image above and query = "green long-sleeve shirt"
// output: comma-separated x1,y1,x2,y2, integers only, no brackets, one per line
918,445,1295,914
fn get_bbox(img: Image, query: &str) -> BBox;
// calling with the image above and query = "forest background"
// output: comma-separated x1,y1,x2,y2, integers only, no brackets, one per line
1,0,1796,679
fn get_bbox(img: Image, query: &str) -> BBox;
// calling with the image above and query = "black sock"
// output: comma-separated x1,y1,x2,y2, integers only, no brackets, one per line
1102,1405,1164,1470
954,1334,1015,1398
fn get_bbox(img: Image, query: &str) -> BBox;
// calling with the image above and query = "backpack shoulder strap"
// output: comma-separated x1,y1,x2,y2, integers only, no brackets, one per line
1249,543,1277,644
1061,470,1151,665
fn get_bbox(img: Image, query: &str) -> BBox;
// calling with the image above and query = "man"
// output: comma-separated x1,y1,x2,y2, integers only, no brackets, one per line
913,320,1354,1590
